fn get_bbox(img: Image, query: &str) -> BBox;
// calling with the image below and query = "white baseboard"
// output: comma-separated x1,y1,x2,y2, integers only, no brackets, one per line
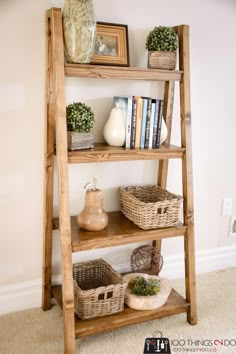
0,244,235,316
161,244,236,279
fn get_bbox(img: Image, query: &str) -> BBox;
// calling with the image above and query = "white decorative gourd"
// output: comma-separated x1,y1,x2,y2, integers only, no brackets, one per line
103,103,126,147
160,117,168,144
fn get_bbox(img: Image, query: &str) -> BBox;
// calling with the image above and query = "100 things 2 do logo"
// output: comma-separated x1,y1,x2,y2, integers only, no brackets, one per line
143,331,171,353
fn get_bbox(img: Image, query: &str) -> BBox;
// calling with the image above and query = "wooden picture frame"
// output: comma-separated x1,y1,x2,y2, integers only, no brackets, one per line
91,22,130,67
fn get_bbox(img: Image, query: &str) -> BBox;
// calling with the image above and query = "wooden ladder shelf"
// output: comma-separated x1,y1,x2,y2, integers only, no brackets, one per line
42,7,197,354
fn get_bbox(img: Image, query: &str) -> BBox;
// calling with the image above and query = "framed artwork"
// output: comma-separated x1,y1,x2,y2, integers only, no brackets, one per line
91,22,130,66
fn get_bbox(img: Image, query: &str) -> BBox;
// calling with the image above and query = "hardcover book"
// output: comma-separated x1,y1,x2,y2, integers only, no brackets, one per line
114,96,133,149
148,100,156,148
134,96,143,148
130,98,137,149
140,98,148,149
144,98,153,148
152,99,160,148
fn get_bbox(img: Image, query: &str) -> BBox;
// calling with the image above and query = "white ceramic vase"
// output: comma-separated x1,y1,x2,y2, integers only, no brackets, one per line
63,0,96,63
103,103,126,147
160,117,168,145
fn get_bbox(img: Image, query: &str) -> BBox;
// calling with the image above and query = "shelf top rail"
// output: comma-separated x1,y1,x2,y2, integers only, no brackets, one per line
65,63,183,81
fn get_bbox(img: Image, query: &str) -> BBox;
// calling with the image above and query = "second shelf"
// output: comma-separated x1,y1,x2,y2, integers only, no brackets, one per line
53,211,186,252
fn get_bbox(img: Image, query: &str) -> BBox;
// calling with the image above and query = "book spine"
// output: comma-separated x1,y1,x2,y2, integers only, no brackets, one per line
113,96,133,149
140,98,148,149
152,99,159,148
148,101,156,148
125,97,133,149
130,98,137,149
144,98,152,148
156,99,164,148
134,97,143,148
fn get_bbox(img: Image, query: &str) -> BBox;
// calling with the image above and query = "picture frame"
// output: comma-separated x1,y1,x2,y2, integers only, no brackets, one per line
91,22,130,67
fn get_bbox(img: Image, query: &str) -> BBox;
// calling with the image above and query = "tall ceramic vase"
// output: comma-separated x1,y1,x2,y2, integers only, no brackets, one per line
63,0,96,63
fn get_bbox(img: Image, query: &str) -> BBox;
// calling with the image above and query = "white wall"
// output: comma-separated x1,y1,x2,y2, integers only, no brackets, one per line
0,0,236,312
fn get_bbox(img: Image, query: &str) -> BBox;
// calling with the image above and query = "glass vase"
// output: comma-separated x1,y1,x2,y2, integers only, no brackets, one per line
63,0,96,63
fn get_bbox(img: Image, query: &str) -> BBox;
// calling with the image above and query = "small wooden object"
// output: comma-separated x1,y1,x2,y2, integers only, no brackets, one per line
131,245,164,275
148,51,176,70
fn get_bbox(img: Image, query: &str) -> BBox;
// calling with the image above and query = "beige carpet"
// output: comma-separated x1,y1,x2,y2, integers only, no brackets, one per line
0,268,235,354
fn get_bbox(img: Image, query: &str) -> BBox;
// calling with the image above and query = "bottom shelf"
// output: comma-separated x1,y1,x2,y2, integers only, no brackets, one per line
52,285,189,338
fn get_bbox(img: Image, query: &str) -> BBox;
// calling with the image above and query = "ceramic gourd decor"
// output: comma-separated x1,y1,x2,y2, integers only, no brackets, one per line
62,0,96,63
103,103,126,147
160,117,168,144
77,179,109,231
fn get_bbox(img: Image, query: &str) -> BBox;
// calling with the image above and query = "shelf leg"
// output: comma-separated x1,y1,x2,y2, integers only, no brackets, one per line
184,232,197,325
178,24,197,325
42,12,54,311
62,294,76,354
153,81,175,255
157,81,175,188
49,8,76,353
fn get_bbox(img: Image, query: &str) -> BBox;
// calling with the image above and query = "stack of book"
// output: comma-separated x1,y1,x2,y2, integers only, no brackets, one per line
114,96,164,149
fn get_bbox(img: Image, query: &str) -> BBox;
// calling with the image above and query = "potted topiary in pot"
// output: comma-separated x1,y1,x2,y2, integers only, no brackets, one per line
66,101,95,150
145,26,178,70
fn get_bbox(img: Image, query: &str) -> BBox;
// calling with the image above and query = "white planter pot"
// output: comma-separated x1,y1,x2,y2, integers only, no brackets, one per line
123,273,172,310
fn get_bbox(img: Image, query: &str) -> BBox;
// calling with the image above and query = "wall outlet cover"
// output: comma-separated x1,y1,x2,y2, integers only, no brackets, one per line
222,198,232,216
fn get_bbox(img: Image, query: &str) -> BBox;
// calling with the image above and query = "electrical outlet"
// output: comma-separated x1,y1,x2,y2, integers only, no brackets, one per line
229,216,236,238
222,198,232,216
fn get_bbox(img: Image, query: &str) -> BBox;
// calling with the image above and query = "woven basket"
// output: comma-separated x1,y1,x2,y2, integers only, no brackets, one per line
73,259,127,320
119,185,182,230
148,51,176,70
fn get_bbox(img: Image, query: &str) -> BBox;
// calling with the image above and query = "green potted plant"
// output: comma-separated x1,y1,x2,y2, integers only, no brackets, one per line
128,276,160,296
145,26,178,70
66,101,95,150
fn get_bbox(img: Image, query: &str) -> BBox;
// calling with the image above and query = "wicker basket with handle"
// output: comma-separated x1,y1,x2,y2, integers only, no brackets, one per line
119,185,182,230
73,259,127,320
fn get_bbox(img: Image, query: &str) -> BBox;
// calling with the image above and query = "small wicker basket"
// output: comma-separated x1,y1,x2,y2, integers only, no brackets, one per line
119,185,182,230
73,259,127,320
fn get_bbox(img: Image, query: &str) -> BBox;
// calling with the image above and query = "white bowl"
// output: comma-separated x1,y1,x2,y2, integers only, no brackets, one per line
123,273,172,310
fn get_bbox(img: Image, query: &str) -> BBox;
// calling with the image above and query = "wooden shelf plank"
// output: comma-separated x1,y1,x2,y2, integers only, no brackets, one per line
68,143,185,164
65,64,183,81
53,211,186,252
52,285,189,338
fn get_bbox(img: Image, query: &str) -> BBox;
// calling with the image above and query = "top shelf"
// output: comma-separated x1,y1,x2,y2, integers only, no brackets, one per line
64,64,183,81
67,143,185,164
